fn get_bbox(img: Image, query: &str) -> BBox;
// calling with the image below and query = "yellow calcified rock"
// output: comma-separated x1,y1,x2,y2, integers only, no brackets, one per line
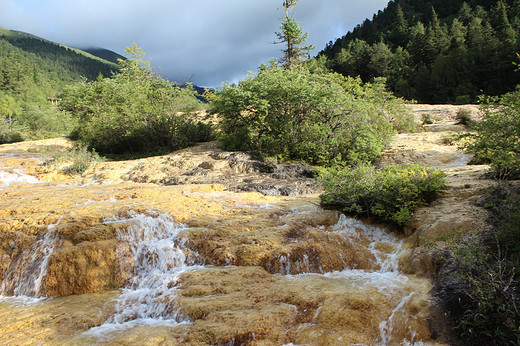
0,291,118,345
0,135,445,344
175,266,434,345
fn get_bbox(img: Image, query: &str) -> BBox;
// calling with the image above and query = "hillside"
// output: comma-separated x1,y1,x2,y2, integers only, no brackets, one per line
0,26,119,90
319,0,520,103
82,47,126,64
0,26,122,143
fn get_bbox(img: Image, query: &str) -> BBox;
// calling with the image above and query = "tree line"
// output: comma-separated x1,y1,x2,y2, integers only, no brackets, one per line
320,0,520,103
0,27,118,142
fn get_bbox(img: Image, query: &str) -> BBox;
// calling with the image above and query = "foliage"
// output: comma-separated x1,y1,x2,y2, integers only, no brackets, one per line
210,65,411,166
319,163,446,226
320,0,520,103
46,145,104,175
455,107,474,126
0,26,117,142
61,45,213,155
421,113,434,125
461,87,520,179
275,0,315,68
449,202,520,344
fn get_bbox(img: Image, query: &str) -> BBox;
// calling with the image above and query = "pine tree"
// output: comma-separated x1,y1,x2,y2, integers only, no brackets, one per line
275,0,315,68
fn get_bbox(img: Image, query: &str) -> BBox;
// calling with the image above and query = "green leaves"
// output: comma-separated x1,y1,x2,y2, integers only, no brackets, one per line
461,88,520,179
61,46,212,155
319,163,447,227
210,65,403,166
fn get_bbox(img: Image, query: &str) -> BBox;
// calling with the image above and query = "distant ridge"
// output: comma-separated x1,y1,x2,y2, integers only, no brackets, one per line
0,26,119,82
82,48,126,64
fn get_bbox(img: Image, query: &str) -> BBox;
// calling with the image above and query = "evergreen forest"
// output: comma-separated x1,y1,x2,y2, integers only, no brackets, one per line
320,0,520,103
0,26,118,142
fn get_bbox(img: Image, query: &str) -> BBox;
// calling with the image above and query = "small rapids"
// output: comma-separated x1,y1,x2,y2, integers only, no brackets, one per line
0,169,40,186
0,221,62,300
86,211,200,336
280,213,428,345
332,214,404,272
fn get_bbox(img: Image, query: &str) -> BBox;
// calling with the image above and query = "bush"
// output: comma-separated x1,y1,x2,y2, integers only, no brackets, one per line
455,108,474,127
61,45,213,155
450,233,520,344
421,113,433,125
16,103,77,140
210,65,410,166
461,88,520,179
319,163,446,226
46,145,104,175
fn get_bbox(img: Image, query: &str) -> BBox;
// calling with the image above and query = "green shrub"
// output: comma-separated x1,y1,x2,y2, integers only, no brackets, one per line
61,45,213,155
450,232,519,344
319,163,446,226
46,145,104,175
16,103,77,140
210,65,409,166
421,113,433,125
455,108,474,127
461,88,520,179
0,119,23,144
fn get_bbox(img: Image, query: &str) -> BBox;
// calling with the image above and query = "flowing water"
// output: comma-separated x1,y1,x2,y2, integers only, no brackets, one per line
0,145,439,344
86,211,200,336
0,221,62,299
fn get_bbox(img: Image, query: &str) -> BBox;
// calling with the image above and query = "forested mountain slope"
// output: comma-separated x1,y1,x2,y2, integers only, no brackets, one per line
0,26,120,142
82,47,126,65
0,26,118,98
320,0,520,103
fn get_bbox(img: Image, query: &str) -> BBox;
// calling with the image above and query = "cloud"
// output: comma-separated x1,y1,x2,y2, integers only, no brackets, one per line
0,0,388,87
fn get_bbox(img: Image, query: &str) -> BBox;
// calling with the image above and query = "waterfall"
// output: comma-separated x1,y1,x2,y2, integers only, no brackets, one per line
87,211,199,335
0,222,62,299
0,168,40,187
332,214,404,272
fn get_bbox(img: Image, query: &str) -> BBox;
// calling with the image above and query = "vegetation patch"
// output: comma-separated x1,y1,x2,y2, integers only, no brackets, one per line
460,88,520,179
319,163,446,227
445,185,520,344
61,45,214,155
210,65,412,167
46,145,104,175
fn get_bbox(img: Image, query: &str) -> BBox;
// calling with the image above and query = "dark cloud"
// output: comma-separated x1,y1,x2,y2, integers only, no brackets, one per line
1,0,388,87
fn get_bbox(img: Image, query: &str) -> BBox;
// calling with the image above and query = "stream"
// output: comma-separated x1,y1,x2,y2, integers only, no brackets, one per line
0,145,437,345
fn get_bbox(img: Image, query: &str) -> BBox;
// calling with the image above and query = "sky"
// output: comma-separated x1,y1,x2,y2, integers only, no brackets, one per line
0,0,389,87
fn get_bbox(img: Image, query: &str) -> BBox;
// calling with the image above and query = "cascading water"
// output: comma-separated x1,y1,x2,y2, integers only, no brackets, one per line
331,214,404,272
282,213,426,345
0,222,62,299
87,211,200,336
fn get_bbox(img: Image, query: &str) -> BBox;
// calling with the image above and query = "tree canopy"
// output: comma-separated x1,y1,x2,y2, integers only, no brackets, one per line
320,0,520,103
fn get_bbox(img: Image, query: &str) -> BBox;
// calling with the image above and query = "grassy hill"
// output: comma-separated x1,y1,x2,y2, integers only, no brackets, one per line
82,47,126,65
0,26,119,87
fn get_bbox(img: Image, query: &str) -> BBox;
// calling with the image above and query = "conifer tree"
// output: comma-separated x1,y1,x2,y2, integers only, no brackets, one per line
275,0,315,68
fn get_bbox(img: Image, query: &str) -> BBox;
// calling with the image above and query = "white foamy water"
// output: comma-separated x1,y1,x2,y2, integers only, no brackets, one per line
87,211,200,336
332,214,405,272
0,169,40,186
378,292,416,345
282,213,423,344
0,221,62,299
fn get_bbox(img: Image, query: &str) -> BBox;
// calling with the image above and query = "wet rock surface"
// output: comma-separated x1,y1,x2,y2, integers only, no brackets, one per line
0,104,492,345
117,141,319,196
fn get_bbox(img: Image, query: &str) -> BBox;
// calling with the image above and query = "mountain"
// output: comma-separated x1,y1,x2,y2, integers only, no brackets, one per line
319,0,520,103
0,26,119,87
0,26,123,142
82,48,126,64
